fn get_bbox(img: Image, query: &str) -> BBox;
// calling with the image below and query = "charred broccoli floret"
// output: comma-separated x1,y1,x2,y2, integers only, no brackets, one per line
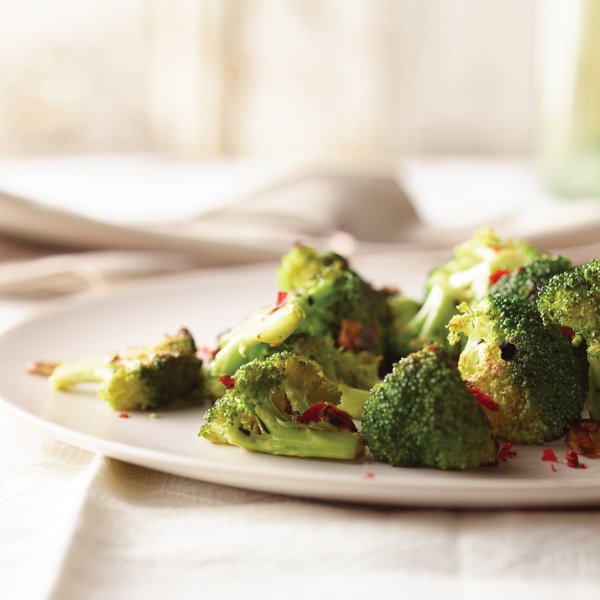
537,259,600,420
200,351,364,460
490,255,573,307
361,344,497,470
405,228,545,350
448,294,586,443
42,328,203,411
211,245,390,375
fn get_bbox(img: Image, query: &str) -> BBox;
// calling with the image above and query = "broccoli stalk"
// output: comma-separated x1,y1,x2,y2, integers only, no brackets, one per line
537,259,600,420
200,351,364,460
211,301,304,375
35,328,203,411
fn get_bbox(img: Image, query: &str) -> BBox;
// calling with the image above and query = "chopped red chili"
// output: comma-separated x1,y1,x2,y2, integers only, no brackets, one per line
298,402,357,431
560,326,576,343
565,448,587,469
489,269,511,286
541,447,558,462
298,402,326,424
275,291,288,309
118,412,129,419
338,319,363,350
468,384,500,412
218,375,236,389
362,471,376,480
497,441,516,461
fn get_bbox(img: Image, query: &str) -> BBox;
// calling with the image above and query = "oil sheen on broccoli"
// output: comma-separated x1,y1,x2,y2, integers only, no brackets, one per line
47,328,203,411
448,294,586,443
361,344,497,470
402,228,545,351
200,351,364,460
211,244,391,376
537,259,600,421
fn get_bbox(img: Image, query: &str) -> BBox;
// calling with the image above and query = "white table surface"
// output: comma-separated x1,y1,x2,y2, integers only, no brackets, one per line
1,157,600,599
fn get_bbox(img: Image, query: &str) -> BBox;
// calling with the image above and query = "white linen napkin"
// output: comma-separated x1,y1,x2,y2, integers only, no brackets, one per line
0,156,598,297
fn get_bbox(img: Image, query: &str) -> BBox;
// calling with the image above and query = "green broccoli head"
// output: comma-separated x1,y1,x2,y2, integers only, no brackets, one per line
490,255,573,307
537,258,600,420
211,245,391,375
200,351,364,460
279,334,381,418
404,228,546,352
361,344,497,470
448,294,586,443
277,244,349,291
48,328,203,411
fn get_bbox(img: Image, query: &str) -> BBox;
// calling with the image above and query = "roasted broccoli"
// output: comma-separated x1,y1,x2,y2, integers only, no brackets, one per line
211,245,390,375
448,294,586,443
537,259,600,420
490,255,573,307
361,344,497,470
200,351,364,460
404,228,545,350
277,334,381,418
42,328,203,411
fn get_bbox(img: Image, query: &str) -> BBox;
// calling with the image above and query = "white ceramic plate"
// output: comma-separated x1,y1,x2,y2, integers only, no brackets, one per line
0,259,598,508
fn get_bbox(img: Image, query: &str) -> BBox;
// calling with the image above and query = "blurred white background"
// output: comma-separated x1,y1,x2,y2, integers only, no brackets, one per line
0,0,535,158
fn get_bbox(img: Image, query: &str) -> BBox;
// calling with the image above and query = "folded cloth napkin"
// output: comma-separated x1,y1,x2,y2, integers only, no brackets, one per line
0,156,598,297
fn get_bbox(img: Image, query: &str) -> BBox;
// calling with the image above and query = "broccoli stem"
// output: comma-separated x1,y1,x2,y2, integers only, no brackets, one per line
587,343,600,421
212,302,304,375
337,384,370,419
231,408,363,459
406,284,457,343
49,356,112,390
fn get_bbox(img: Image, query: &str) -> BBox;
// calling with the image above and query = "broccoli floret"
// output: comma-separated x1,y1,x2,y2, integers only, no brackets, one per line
45,328,203,411
448,294,586,443
278,335,381,419
405,228,546,350
276,244,349,291
200,351,364,460
537,259,600,420
211,245,390,375
361,344,497,470
490,255,573,307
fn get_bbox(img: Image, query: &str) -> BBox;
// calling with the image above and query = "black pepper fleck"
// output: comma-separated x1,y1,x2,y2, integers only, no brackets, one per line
499,341,517,361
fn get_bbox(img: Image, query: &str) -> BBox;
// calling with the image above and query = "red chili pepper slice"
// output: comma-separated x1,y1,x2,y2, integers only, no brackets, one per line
565,448,587,469
218,375,236,390
297,402,326,424
541,447,558,462
560,326,576,343
468,384,500,412
489,269,511,286
497,441,516,461
298,402,357,432
275,291,288,309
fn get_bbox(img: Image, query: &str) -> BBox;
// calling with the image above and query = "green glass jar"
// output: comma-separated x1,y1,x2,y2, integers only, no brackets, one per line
536,0,600,197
